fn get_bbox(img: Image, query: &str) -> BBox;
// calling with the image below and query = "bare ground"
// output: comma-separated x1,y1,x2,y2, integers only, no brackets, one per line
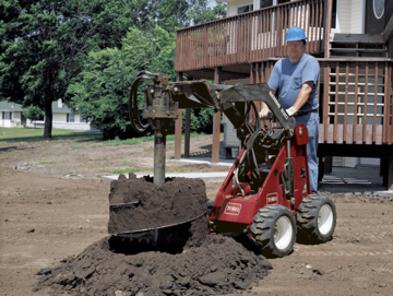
0,135,392,296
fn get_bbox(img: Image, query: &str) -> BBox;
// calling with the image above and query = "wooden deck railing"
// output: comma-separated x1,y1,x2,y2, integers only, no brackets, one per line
176,0,326,72
320,58,393,145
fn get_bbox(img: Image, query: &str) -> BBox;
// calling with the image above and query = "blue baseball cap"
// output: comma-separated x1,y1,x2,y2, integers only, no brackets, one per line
286,27,307,43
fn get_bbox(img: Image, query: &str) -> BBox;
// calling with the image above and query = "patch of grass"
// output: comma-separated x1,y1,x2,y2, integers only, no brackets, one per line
104,132,200,146
0,127,203,147
0,127,101,143
112,167,144,174
105,135,156,146
166,167,198,173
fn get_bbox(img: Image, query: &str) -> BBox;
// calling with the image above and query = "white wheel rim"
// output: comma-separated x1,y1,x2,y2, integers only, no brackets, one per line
273,216,293,251
318,204,334,235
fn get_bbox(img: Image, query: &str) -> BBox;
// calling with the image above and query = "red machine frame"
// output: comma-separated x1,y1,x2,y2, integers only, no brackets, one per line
209,124,310,229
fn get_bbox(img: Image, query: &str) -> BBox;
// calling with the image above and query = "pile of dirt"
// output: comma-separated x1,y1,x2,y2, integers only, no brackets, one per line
35,175,272,295
36,234,272,296
108,174,208,236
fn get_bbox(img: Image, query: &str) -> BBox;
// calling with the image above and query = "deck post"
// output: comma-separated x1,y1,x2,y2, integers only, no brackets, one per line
184,109,191,158
382,156,393,190
212,67,222,163
174,72,183,159
323,0,332,58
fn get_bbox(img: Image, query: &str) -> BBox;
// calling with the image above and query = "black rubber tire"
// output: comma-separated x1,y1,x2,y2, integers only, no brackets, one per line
248,205,297,258
296,193,337,244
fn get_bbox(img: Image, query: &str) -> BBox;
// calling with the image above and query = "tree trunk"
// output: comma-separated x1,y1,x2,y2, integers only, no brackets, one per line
43,96,53,139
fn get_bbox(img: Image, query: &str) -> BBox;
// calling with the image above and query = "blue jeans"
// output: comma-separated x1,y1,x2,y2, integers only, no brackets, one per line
295,112,319,192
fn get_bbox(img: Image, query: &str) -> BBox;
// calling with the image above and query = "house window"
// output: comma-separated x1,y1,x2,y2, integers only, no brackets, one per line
237,4,253,14
67,113,75,122
260,0,273,9
373,0,385,19
2,112,12,120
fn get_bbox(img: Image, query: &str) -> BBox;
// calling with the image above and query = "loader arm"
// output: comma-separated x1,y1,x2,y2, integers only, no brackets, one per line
128,71,296,185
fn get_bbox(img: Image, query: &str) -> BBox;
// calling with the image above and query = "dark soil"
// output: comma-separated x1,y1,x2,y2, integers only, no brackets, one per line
108,174,208,235
35,175,272,296
35,234,272,296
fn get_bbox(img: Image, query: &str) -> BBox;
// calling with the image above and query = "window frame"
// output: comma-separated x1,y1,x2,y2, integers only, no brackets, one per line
237,4,253,15
2,111,12,120
66,113,75,123
373,0,385,20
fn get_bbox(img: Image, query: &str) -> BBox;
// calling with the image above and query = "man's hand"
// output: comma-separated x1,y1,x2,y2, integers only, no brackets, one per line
259,103,271,119
285,106,298,117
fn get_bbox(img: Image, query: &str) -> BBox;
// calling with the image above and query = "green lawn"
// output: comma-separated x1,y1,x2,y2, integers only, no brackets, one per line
0,127,100,143
103,132,200,146
0,127,202,146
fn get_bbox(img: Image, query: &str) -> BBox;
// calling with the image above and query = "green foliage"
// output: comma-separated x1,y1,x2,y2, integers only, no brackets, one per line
69,26,176,139
0,0,99,138
186,0,227,25
1,0,226,139
186,108,214,133
22,105,44,121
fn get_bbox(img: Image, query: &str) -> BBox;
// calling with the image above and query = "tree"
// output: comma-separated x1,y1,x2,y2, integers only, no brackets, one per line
0,0,176,139
23,105,44,121
68,1,226,138
186,0,226,25
68,26,176,139
1,1,93,138
0,0,226,139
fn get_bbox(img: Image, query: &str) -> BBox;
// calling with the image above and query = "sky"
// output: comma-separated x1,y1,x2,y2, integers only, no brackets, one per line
207,0,218,8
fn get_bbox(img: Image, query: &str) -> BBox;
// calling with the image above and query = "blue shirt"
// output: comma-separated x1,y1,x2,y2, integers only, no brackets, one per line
267,53,320,113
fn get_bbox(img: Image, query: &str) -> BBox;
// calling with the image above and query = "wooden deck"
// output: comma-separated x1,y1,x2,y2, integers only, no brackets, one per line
173,0,393,187
320,58,392,145
248,57,393,146
176,0,326,72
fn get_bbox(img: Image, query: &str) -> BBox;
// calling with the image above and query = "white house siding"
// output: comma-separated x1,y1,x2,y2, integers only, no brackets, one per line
52,121,92,131
52,113,91,131
222,78,250,154
332,157,380,167
227,0,366,34
24,113,92,131
335,0,365,33
350,0,365,33
359,158,380,166
0,111,23,128
53,113,67,122
223,114,241,148
12,112,22,127
332,156,359,168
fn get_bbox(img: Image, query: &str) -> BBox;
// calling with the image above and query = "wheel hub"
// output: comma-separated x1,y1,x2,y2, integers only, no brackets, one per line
318,204,334,235
273,216,293,251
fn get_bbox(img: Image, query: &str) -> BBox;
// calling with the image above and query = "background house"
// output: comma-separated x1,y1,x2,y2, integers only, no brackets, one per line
47,99,92,131
0,101,24,128
0,99,92,131
222,0,390,168
174,0,393,188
